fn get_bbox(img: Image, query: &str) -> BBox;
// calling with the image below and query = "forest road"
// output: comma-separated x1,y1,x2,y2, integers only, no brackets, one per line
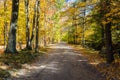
12,43,105,80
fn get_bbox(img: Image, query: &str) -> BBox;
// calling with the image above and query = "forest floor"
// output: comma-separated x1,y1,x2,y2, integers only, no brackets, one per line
72,45,120,80
11,42,105,80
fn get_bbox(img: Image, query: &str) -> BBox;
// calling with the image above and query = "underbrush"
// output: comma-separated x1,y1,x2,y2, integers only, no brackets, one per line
0,48,47,79
72,45,120,80
0,51,42,69
0,69,11,80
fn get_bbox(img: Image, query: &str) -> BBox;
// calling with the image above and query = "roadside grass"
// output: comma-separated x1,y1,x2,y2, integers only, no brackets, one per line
72,45,120,80
0,47,48,79
0,69,11,80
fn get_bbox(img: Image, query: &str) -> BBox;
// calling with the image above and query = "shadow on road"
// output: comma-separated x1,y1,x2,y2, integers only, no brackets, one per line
11,43,105,80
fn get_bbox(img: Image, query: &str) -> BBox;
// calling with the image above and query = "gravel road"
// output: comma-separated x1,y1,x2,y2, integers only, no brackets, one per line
12,43,105,80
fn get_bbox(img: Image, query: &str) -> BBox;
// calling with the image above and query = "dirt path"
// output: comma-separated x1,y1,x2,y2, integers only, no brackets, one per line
11,43,105,80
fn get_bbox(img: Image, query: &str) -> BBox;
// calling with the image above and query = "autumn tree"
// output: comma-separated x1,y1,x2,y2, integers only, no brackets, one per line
3,0,7,47
91,0,120,63
103,0,114,63
94,0,114,63
29,3,37,50
24,0,31,49
80,0,86,47
35,0,40,52
5,0,19,53
91,0,106,50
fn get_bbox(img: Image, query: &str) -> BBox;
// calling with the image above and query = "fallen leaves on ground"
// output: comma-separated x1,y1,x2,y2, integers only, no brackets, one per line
0,48,48,79
72,45,120,80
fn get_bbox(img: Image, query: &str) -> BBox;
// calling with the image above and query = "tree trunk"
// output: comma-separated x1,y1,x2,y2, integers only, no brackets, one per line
29,6,36,50
101,24,105,47
103,0,114,64
4,0,7,48
35,0,40,52
24,0,31,49
105,22,114,64
5,0,19,53
44,12,47,47
81,0,86,47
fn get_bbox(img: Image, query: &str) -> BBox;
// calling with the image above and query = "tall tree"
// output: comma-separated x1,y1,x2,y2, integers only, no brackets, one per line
44,12,47,47
35,0,40,52
24,0,31,49
4,0,7,48
29,3,37,50
105,22,114,63
104,0,114,63
5,0,19,53
94,0,114,63
92,0,105,49
81,0,86,47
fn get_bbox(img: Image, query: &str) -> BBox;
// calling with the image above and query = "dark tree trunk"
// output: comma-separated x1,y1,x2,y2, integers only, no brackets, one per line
103,0,114,64
105,22,114,64
5,0,19,53
29,3,37,50
101,24,105,48
24,0,31,49
35,0,40,52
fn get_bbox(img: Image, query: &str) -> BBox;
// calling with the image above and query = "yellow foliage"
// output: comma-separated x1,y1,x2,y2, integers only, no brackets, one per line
77,2,86,7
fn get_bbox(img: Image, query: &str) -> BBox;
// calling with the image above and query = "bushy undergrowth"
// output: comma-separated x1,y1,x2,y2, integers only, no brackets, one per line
0,50,43,68
0,49,45,79
0,69,11,80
